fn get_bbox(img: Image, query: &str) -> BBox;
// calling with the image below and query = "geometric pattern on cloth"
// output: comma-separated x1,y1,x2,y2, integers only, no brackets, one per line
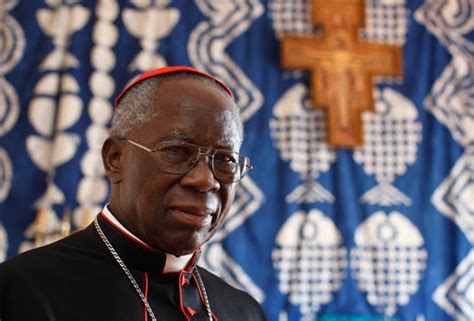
414,4,474,317
1,0,24,265
421,56,474,148
415,0,474,239
0,223,6,262
26,2,90,232
415,0,473,149
188,0,264,122
0,8,26,76
273,209,347,320
212,176,265,242
351,211,428,317
354,89,422,206
431,149,474,244
0,78,21,137
122,1,180,72
0,0,25,208
432,249,474,321
360,0,409,45
0,149,13,203
75,0,119,229
414,0,474,65
200,242,266,303
270,84,336,204
268,0,316,38
269,0,410,45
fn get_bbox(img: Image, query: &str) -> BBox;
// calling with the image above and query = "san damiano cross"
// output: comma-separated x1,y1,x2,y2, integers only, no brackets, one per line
281,0,403,147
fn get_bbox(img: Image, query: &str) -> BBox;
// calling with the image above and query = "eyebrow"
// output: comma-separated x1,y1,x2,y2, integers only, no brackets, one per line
163,130,190,141
163,130,239,149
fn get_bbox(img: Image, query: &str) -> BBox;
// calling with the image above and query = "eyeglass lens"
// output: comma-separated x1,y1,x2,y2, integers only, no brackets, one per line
155,143,247,182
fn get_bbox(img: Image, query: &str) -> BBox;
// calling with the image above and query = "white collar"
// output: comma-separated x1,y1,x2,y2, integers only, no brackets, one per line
102,205,193,273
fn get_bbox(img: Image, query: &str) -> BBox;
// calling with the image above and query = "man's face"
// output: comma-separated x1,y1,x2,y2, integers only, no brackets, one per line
109,77,241,256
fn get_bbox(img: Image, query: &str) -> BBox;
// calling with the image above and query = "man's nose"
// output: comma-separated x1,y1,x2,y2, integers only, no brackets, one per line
180,154,220,192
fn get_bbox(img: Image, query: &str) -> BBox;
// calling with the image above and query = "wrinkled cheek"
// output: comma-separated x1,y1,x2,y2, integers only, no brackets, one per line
217,189,236,225
211,213,220,226
210,209,228,233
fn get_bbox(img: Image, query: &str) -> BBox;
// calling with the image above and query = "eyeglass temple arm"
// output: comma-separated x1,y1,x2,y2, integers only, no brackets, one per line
126,140,154,153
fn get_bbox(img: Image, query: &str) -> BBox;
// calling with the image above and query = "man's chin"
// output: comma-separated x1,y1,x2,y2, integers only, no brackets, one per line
166,245,199,257
157,235,207,257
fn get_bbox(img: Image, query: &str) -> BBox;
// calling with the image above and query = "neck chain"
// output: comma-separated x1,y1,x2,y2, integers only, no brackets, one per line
94,217,213,321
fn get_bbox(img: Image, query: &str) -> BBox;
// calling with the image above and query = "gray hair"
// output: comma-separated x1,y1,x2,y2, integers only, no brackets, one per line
109,73,243,142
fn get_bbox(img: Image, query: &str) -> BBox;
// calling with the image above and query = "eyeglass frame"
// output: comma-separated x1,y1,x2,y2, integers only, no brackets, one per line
124,139,253,183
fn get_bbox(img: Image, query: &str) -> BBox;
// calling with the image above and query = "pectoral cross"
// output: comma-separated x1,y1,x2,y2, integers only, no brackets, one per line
281,0,403,147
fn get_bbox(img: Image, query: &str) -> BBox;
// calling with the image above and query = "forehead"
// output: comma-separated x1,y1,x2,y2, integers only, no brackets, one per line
132,77,241,148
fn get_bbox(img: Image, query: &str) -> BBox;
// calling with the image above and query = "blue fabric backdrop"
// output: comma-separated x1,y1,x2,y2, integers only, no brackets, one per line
0,1,472,320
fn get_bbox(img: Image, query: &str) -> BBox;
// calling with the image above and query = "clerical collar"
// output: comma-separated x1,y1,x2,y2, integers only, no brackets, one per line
101,205,193,273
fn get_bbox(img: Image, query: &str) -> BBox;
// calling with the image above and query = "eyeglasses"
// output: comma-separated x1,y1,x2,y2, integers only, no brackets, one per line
126,140,252,183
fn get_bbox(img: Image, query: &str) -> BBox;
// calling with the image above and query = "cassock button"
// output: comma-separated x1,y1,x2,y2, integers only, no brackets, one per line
185,306,197,316
180,273,191,286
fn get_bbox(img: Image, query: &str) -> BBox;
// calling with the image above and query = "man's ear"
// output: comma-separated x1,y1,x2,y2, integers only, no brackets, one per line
102,138,124,184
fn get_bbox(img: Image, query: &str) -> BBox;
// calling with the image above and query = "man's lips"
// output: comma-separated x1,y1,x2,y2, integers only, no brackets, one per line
167,206,216,228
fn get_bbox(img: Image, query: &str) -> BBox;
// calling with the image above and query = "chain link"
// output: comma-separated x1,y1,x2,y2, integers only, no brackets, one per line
194,268,213,321
94,217,213,321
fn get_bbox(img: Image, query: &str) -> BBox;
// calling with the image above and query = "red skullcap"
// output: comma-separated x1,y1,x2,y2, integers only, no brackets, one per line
114,66,233,108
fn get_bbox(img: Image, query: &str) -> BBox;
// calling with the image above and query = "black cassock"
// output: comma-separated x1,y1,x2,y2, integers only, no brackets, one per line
0,214,268,321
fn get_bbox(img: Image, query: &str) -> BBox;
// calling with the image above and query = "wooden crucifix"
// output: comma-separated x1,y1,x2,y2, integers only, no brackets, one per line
281,0,403,147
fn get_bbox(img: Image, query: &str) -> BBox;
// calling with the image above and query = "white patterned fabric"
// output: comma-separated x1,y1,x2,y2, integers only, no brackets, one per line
268,0,316,37
354,89,422,206
270,84,336,203
273,210,347,319
415,2,473,320
360,0,409,44
351,211,427,317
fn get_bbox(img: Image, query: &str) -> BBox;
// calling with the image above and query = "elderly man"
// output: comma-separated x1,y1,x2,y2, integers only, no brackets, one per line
0,66,268,321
